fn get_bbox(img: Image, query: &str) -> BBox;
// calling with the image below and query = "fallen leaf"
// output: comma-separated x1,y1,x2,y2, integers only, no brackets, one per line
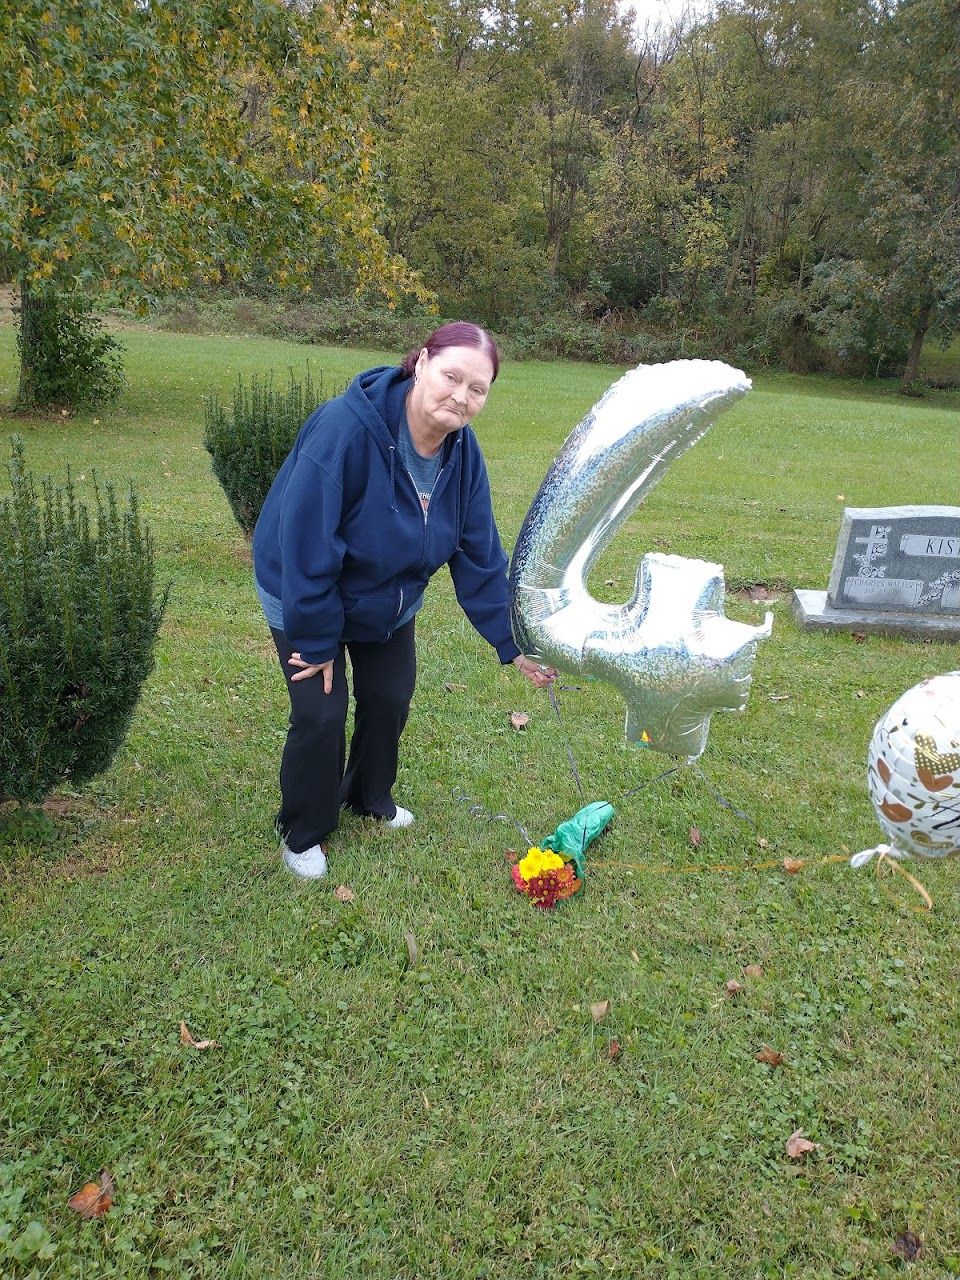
689,826,702,848
607,1039,622,1061
510,711,530,731
891,1231,923,1262
747,585,771,601
591,999,611,1023
836,493,845,500
783,857,804,874
333,884,355,903
724,979,744,997
630,949,640,964
179,1021,219,1050
755,1045,785,1067
404,929,419,966
785,1129,819,1159
68,1169,114,1219
744,964,764,979
503,848,519,865
852,632,867,644
855,689,865,698
769,693,791,702
757,837,770,850
443,682,466,693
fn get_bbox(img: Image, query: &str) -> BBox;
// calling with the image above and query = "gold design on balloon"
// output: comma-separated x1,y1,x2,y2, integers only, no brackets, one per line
913,731,960,792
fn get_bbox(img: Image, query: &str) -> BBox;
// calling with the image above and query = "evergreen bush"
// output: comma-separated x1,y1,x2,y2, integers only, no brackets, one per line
0,439,167,805
204,367,336,536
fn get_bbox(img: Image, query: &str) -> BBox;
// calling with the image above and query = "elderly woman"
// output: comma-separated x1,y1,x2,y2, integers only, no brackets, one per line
253,321,554,878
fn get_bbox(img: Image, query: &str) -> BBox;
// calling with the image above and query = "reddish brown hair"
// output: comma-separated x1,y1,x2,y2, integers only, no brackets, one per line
400,322,500,382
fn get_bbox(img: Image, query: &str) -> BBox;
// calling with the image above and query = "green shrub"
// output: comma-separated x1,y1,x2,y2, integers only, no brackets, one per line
203,367,338,536
16,292,125,409
0,439,166,805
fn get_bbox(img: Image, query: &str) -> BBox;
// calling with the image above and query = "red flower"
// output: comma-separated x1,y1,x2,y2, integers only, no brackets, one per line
521,864,581,909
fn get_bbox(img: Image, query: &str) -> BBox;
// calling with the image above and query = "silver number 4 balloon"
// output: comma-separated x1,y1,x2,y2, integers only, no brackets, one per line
509,360,773,759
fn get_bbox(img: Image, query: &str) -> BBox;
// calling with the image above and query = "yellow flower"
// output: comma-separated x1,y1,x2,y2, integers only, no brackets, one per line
517,847,565,882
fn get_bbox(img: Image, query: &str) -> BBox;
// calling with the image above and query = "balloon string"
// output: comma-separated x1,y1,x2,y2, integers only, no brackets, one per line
590,850,933,912
546,679,754,822
547,682,585,804
875,851,933,913
450,788,533,847
594,853,849,874
690,763,755,828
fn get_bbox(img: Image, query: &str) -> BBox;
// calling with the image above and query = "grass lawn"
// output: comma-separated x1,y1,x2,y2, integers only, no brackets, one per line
1,325,960,1279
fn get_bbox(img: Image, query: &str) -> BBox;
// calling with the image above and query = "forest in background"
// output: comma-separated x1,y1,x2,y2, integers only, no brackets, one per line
363,0,957,384
2,0,958,398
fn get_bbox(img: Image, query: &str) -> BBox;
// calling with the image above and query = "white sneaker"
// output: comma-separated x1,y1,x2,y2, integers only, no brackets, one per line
281,842,328,879
386,806,415,829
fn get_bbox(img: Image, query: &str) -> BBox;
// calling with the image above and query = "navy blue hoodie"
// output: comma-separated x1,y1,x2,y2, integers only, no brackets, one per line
252,365,522,668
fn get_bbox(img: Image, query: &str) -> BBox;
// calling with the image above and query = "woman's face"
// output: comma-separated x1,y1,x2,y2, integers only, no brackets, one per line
411,344,495,436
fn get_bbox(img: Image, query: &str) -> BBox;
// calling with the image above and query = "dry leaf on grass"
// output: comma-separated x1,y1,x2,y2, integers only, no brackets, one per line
757,837,770,850
891,1231,923,1262
630,949,640,964
510,711,530,731
179,1021,219,1050
591,999,611,1023
755,1046,785,1067
783,857,804,874
744,964,764,979
404,929,419,966
785,1129,819,1159
724,979,744,998
68,1169,114,1219
503,848,519,865
689,826,703,848
443,682,467,693
607,1039,622,1061
852,632,867,644
333,885,355,903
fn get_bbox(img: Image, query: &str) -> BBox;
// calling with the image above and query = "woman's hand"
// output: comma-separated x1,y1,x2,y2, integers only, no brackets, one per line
288,653,334,692
512,654,558,688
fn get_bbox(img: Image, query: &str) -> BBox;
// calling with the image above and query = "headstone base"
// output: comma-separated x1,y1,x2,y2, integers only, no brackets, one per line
792,589,960,641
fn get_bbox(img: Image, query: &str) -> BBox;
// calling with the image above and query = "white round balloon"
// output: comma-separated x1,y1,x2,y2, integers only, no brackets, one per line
866,671,960,860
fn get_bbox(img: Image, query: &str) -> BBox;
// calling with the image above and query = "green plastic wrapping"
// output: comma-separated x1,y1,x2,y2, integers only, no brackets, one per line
542,801,615,878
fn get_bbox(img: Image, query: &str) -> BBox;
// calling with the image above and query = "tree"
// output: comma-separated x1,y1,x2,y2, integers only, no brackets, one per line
0,0,420,407
821,0,960,386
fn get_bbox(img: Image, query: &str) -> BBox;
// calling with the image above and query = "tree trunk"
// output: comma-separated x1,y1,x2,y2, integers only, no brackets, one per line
15,278,56,410
900,294,933,390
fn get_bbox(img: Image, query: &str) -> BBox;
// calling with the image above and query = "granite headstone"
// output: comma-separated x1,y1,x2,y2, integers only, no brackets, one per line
793,505,960,639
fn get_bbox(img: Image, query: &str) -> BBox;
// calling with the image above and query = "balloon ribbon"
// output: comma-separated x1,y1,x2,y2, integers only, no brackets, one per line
592,850,933,912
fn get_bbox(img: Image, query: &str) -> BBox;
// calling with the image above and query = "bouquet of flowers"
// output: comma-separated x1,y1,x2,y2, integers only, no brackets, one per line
511,801,614,909
511,846,581,909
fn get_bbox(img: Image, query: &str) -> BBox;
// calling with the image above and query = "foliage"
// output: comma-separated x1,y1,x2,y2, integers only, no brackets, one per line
0,438,165,804
359,0,959,382
0,0,428,402
204,367,336,535
14,290,124,408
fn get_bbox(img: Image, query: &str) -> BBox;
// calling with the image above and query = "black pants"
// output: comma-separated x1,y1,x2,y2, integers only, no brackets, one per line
270,621,417,853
